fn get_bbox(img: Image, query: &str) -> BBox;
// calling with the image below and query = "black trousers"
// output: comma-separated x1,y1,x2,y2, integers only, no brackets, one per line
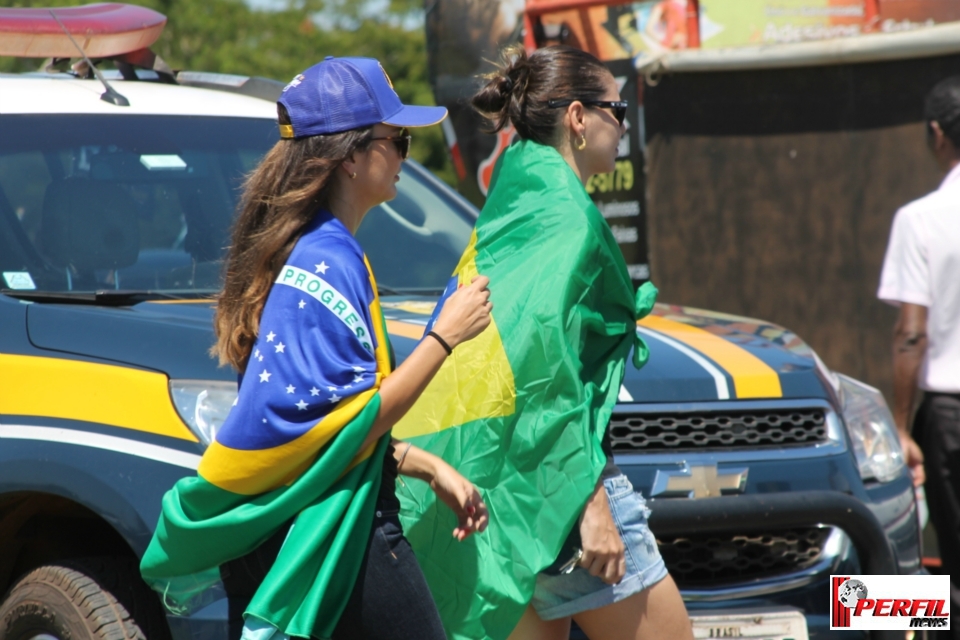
221,503,447,640
915,392,960,640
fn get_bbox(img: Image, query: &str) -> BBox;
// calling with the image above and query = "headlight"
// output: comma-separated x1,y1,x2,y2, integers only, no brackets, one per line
838,374,904,483
169,380,237,445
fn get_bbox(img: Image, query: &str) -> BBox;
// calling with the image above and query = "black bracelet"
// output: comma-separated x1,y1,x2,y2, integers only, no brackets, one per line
427,331,453,356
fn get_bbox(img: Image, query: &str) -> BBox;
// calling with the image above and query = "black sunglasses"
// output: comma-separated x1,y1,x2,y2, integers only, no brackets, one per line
547,99,628,126
370,129,412,159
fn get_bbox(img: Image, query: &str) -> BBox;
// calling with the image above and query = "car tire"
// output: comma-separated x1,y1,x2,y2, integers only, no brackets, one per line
0,559,167,640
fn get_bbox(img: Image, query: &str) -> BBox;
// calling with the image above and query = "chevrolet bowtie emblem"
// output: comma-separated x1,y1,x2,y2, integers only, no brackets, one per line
650,463,748,499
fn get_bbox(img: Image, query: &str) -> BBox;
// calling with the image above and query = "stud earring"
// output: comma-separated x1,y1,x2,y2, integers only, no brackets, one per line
575,135,587,151
350,172,357,179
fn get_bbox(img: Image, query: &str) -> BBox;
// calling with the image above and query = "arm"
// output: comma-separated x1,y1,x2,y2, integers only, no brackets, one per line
392,440,489,541
892,302,928,487
578,478,626,584
360,276,492,451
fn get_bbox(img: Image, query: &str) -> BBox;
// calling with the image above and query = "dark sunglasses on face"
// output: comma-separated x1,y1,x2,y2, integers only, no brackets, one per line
370,128,412,159
546,99,628,126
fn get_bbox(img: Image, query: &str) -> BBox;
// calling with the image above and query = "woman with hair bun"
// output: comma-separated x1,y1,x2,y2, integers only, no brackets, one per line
401,44,693,640
476,44,692,640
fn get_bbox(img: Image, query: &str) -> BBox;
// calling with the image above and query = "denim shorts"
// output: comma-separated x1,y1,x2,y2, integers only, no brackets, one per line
530,469,668,620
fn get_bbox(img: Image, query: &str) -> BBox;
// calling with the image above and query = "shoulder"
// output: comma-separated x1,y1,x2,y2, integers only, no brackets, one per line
289,219,367,276
898,182,960,223
889,193,936,243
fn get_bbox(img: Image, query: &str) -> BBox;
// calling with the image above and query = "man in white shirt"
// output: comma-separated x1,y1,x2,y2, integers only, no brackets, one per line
879,76,960,626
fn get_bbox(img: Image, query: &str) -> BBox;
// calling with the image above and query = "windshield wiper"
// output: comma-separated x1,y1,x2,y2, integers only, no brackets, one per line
377,285,404,297
1,289,214,306
377,285,445,297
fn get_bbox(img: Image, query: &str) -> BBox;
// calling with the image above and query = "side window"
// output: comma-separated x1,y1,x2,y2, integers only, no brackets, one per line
356,168,474,290
0,152,51,244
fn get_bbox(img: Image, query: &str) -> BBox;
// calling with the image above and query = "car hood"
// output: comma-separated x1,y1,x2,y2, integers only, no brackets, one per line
26,297,830,402
26,299,231,381
380,299,831,403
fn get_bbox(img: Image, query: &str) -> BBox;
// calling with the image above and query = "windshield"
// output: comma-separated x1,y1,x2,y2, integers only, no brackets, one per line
0,114,476,299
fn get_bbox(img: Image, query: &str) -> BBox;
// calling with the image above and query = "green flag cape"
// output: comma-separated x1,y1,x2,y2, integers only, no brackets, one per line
394,140,656,640
141,246,395,640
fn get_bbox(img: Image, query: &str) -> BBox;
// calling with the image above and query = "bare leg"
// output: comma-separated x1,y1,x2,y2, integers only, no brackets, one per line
573,575,692,640
506,604,570,640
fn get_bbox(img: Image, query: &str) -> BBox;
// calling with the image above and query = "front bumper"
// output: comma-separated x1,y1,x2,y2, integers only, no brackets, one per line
649,491,904,640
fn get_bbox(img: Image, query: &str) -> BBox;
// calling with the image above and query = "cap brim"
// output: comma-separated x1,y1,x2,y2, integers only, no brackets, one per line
382,104,447,128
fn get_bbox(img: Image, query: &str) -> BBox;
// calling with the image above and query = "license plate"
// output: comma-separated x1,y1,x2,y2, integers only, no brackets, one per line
690,607,809,640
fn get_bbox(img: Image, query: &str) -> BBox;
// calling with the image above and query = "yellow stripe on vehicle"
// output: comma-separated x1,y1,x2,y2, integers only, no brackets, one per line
380,300,438,316
638,316,783,399
385,319,427,340
0,354,198,441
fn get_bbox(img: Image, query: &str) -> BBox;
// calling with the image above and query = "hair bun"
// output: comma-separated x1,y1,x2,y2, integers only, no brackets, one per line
472,45,610,144
472,45,532,134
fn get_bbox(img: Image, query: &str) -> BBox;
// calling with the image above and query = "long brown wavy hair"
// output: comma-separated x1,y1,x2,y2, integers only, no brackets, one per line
212,106,373,371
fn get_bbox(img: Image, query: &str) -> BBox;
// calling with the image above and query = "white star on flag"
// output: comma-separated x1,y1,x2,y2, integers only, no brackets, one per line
263,418,267,423
315,261,329,274
353,375,364,383
275,342,286,353
329,393,341,403
352,366,365,372
310,387,320,396
259,369,271,383
298,300,306,309
266,331,276,342
296,399,309,411
286,384,295,394
254,349,260,358
327,386,337,392
258,354,264,362
343,384,352,390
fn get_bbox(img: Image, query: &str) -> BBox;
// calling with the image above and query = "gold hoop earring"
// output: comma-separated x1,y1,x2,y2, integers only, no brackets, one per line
575,135,587,151
350,172,357,179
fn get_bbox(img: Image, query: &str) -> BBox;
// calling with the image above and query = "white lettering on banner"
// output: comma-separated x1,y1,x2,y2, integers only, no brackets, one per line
830,574,951,631
276,265,373,352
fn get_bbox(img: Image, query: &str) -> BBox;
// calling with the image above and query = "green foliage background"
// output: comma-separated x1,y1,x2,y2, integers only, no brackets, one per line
0,0,455,185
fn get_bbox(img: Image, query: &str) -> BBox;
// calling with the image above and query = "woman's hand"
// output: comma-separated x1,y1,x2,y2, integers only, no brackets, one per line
432,276,493,348
394,442,489,541
578,481,625,584
429,460,489,541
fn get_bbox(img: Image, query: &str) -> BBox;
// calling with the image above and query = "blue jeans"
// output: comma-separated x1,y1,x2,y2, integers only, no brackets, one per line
331,506,447,640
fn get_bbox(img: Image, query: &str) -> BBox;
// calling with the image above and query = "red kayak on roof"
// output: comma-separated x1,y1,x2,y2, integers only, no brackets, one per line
0,3,166,58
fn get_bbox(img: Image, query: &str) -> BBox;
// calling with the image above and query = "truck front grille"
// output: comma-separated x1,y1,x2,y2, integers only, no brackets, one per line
657,527,832,588
609,408,827,451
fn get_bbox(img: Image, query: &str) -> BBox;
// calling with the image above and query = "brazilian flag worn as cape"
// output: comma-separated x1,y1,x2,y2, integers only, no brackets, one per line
141,211,394,639
394,140,657,640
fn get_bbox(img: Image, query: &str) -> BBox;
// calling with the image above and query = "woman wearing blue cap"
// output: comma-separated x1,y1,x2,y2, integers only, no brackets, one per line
140,57,492,640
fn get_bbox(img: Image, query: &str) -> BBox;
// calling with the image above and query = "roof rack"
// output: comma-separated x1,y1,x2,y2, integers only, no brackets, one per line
175,72,284,102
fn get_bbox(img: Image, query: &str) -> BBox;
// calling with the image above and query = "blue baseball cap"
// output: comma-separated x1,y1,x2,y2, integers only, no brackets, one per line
277,56,447,139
